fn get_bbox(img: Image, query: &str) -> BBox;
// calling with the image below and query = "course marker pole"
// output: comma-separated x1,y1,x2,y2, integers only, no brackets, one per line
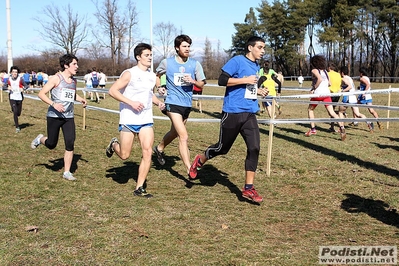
387,85,391,129
266,98,277,177
82,106,86,130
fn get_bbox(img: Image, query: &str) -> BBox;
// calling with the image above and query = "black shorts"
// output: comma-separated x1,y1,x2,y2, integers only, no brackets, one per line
193,90,202,95
331,96,341,109
162,103,192,120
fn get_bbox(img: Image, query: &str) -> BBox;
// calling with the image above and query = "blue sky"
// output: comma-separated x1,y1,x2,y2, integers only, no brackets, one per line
0,0,264,57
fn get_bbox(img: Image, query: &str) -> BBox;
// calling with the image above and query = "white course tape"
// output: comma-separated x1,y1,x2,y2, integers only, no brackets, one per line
21,89,399,124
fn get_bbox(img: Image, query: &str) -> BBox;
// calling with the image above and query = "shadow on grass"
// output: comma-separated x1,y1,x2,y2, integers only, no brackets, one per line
264,126,399,180
341,193,399,228
36,154,87,174
372,142,399,152
105,161,139,184
381,136,399,142
152,154,196,188
18,122,34,130
152,154,260,205
195,164,261,205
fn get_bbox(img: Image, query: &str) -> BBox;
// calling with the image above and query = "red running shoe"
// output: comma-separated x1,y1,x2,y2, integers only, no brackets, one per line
242,187,263,203
189,154,203,179
305,129,317,137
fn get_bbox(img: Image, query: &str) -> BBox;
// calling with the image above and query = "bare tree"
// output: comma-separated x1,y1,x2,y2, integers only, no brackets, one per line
153,22,178,60
92,0,139,74
34,4,88,55
125,0,139,60
92,0,118,72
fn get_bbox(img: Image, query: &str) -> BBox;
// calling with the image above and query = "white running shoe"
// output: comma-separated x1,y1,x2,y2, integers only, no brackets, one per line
31,134,44,149
63,171,77,181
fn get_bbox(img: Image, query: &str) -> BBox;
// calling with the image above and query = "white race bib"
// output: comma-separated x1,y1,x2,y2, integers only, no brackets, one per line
173,73,191,86
12,87,20,93
60,88,75,102
244,84,258,99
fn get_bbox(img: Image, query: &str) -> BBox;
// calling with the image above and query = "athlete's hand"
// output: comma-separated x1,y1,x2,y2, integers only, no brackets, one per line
183,75,195,84
131,101,144,112
258,87,269,97
53,102,65,112
81,99,87,108
247,75,258,85
158,102,165,111
157,87,166,96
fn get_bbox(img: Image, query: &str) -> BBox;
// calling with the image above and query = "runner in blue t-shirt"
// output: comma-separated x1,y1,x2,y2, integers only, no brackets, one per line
152,34,206,177
189,36,268,204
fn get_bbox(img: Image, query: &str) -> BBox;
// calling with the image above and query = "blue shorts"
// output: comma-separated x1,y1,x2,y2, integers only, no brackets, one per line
262,96,273,107
119,123,153,133
358,99,372,104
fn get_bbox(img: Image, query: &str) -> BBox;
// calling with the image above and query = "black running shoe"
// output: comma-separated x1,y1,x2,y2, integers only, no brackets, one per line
153,146,165,165
133,187,153,198
106,137,118,158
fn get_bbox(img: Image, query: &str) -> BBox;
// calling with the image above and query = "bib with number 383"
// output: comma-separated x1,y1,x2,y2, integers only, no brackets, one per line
244,83,258,99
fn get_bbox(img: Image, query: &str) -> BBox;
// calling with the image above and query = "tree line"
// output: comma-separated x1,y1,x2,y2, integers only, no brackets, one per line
230,0,399,82
0,0,397,82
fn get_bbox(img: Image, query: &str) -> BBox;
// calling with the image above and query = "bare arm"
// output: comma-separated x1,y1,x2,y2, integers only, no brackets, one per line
341,76,351,92
108,71,143,112
311,69,322,91
227,75,258,87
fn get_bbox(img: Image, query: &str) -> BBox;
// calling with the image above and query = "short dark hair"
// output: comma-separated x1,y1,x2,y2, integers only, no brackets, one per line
340,66,349,75
9,66,20,73
262,60,270,72
59,54,78,71
174,34,192,52
328,62,337,71
359,67,368,76
310,55,327,70
245,36,265,54
134,43,152,61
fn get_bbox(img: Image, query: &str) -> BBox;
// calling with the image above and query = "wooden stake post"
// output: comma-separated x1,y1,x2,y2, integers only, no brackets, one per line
266,98,276,177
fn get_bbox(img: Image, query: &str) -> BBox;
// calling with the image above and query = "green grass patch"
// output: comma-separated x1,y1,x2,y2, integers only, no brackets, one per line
0,81,398,265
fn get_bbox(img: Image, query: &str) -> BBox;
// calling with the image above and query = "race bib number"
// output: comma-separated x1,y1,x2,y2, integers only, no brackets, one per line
12,87,20,93
174,73,191,86
60,88,75,102
244,84,258,99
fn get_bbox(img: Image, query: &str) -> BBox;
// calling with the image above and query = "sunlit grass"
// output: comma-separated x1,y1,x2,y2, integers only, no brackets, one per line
0,81,398,265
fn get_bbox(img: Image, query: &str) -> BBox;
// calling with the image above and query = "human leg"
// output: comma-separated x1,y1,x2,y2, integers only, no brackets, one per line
305,104,317,136
44,117,63,149
308,104,316,128
10,99,19,129
167,112,191,173
198,100,202,113
61,118,76,176
366,103,383,130
156,118,178,152
189,112,240,179
136,127,154,189
326,105,346,140
329,96,340,131
240,115,263,203
113,129,135,160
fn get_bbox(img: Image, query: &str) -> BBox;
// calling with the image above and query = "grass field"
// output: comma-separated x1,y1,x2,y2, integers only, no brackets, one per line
0,80,398,265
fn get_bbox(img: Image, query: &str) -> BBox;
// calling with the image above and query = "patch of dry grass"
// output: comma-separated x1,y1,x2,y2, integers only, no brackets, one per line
0,81,398,265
